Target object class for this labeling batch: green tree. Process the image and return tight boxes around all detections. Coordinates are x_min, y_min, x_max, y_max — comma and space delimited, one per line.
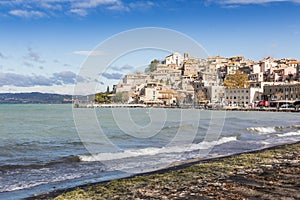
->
224, 71, 249, 88
106, 86, 110, 95
94, 93, 107, 103
145, 59, 160, 73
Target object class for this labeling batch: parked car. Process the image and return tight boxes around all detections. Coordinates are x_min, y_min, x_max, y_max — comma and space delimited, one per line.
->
257, 100, 269, 107
294, 101, 300, 109
280, 103, 295, 109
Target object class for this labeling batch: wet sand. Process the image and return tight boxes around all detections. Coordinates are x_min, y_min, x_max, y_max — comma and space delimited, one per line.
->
30, 142, 300, 200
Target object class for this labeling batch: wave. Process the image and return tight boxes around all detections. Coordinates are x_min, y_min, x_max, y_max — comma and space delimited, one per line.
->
247, 126, 277, 134
78, 136, 237, 162
0, 155, 80, 171
276, 130, 300, 137
162, 124, 207, 132
0, 172, 85, 193
162, 123, 192, 130
247, 125, 300, 135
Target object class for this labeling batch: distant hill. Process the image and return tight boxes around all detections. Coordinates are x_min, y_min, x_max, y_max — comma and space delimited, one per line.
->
0, 92, 73, 104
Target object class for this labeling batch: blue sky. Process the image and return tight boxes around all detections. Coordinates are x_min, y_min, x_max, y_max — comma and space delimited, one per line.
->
0, 0, 300, 94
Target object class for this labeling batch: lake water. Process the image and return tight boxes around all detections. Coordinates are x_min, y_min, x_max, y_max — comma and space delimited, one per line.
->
0, 104, 300, 199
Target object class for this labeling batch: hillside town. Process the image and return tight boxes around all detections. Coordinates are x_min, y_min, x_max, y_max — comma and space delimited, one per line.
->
95, 52, 300, 110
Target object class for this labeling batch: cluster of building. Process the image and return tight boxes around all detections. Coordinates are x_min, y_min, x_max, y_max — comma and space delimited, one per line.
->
113, 52, 300, 108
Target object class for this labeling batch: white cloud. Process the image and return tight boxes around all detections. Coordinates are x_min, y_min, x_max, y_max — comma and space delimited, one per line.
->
72, 0, 131, 13
72, 0, 120, 9
0, 84, 76, 95
210, 0, 300, 5
0, 70, 82, 87
107, 1, 129, 11
0, 0, 14, 6
72, 50, 105, 56
25, 47, 45, 63
107, 1, 155, 11
2, 0, 157, 18
128, 1, 155, 10
9, 9, 45, 18
101, 72, 124, 80
69, 8, 88, 16
40, 2, 63, 10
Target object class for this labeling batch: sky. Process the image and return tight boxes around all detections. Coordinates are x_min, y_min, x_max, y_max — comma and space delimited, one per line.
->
0, 0, 300, 94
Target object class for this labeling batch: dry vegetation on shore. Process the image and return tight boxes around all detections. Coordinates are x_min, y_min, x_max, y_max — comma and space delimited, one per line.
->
36, 142, 300, 200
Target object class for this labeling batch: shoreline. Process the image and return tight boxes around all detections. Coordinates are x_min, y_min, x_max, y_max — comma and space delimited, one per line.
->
75, 103, 300, 112
29, 141, 300, 200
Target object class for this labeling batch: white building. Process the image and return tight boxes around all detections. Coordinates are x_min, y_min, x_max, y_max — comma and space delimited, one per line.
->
226, 65, 239, 75
204, 86, 225, 104
208, 55, 228, 64
123, 72, 148, 85
139, 83, 163, 104
149, 64, 181, 84
249, 72, 264, 82
225, 88, 261, 107
252, 64, 261, 74
115, 83, 132, 93
165, 52, 183, 67
260, 58, 277, 73
201, 72, 219, 86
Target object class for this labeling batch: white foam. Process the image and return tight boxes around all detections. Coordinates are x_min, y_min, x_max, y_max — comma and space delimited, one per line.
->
276, 130, 300, 137
260, 141, 271, 145
247, 127, 276, 134
188, 136, 237, 151
78, 136, 237, 162
0, 181, 47, 193
0, 170, 86, 192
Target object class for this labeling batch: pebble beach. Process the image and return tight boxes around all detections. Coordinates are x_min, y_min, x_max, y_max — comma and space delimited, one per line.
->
31, 142, 300, 200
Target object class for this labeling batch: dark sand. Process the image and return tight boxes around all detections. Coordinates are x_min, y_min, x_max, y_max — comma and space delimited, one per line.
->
29, 142, 300, 200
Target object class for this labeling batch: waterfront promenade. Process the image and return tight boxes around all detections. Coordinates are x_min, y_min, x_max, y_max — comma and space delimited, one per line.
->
75, 102, 300, 112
